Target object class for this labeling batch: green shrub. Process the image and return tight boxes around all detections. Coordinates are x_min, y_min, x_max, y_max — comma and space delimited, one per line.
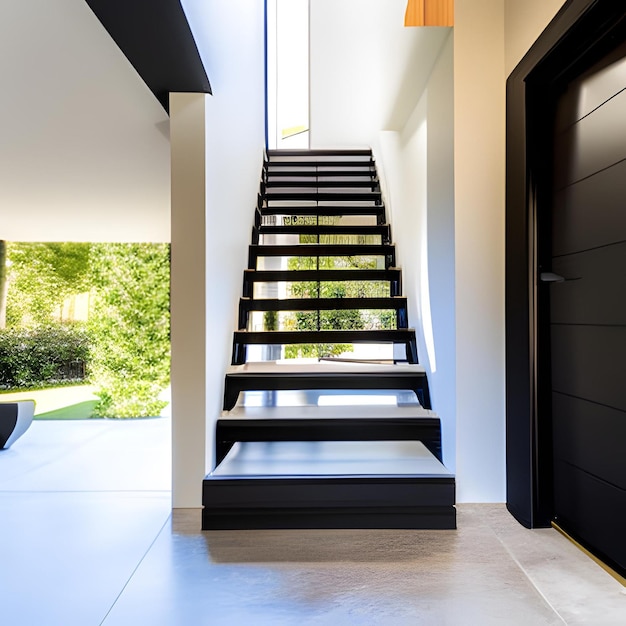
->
89, 243, 170, 418
0, 323, 90, 389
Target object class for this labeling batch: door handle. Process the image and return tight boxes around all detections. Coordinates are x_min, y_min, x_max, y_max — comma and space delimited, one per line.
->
539, 272, 580, 283
540, 272, 565, 283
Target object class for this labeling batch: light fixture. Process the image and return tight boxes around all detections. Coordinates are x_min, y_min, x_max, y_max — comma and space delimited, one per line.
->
405, 0, 454, 27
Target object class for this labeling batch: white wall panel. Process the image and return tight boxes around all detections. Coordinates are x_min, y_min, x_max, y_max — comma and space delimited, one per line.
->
454, 0, 506, 502
378, 34, 455, 472
309, 0, 449, 150
181, 0, 266, 488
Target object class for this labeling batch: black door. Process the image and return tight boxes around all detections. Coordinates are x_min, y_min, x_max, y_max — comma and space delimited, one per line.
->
547, 42, 626, 574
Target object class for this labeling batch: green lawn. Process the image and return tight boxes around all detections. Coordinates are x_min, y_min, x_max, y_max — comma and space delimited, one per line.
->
0, 385, 99, 420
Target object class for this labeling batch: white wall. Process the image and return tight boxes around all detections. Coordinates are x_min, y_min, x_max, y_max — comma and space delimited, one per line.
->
180, 1, 266, 495
0, 0, 170, 243
424, 35, 455, 472
449, 0, 564, 501
309, 0, 449, 151
454, 0, 506, 502
504, 0, 565, 76
379, 34, 456, 471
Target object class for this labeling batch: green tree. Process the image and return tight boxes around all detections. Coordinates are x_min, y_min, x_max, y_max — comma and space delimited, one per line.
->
5, 242, 92, 327
88, 243, 170, 418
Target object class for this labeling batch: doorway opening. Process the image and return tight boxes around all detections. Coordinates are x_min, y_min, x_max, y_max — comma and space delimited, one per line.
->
506, 0, 626, 579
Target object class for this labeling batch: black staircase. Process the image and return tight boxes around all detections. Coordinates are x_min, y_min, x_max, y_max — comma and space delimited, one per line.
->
202, 148, 456, 530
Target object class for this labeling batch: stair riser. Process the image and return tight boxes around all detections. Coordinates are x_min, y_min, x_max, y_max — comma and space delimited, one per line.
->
267, 149, 372, 156
262, 188, 382, 204
231, 330, 418, 366
264, 180, 379, 189
202, 507, 456, 531
248, 245, 396, 269
223, 371, 432, 411
256, 208, 387, 227
216, 417, 443, 465
264, 170, 375, 178
253, 225, 391, 244
238, 297, 408, 330
242, 269, 403, 298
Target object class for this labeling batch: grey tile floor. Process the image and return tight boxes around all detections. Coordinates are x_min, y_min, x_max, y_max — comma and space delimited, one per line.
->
1, 419, 624, 625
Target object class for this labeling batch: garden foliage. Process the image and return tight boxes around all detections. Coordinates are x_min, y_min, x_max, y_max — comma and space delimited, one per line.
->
0, 323, 90, 389
88, 243, 170, 418
2, 241, 171, 418
4, 242, 92, 327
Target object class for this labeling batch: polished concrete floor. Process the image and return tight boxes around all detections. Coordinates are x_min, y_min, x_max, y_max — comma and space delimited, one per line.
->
1, 419, 625, 625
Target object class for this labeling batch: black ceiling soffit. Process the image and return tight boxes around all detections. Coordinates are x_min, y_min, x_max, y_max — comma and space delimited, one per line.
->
84, 0, 212, 113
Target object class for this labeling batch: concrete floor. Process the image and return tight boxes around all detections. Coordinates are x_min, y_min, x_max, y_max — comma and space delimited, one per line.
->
1, 419, 624, 625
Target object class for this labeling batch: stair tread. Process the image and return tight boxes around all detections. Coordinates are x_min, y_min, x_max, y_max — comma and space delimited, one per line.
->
259, 205, 385, 214
249, 243, 395, 255
257, 224, 390, 231
240, 296, 406, 308
265, 176, 379, 186
265, 190, 381, 197
267, 149, 372, 156
223, 362, 431, 410
233, 328, 415, 342
264, 170, 375, 177
222, 405, 435, 419
266, 159, 375, 166
209, 440, 453, 479
226, 361, 425, 375
243, 268, 400, 279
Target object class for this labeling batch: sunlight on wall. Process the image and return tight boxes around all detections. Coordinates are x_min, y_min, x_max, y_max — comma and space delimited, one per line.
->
420, 226, 437, 373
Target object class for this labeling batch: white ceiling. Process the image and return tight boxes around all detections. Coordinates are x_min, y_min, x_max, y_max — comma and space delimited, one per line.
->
0, 0, 171, 242
0, 0, 451, 243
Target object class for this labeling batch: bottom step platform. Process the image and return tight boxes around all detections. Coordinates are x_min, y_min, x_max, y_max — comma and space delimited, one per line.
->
203, 440, 456, 530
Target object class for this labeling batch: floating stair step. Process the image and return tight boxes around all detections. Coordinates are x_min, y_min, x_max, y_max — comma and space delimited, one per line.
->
267, 149, 373, 157
242, 268, 402, 297
263, 179, 379, 189
238, 296, 408, 329
216, 407, 442, 465
258, 204, 386, 223
223, 362, 431, 410
265, 159, 375, 168
263, 188, 382, 201
248, 244, 396, 268
202, 440, 456, 530
232, 328, 418, 366
264, 149, 376, 177
264, 169, 375, 178
254, 223, 391, 243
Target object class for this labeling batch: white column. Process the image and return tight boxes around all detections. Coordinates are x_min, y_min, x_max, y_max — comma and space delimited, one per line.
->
170, 92, 207, 508
454, 0, 506, 502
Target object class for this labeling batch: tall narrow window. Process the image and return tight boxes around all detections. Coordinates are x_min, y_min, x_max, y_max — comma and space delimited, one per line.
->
267, 0, 309, 149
